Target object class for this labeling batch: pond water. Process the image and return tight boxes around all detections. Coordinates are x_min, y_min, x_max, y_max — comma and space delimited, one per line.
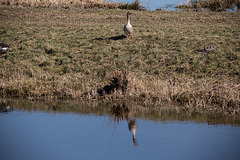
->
107, 0, 239, 12
0, 100, 240, 160
107, 0, 185, 10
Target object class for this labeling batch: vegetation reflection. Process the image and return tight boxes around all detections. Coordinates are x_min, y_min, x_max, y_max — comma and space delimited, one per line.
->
1, 99, 240, 127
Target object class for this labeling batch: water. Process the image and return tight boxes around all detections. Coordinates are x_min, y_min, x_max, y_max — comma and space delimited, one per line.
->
0, 100, 240, 160
107, 0, 239, 12
107, 0, 186, 11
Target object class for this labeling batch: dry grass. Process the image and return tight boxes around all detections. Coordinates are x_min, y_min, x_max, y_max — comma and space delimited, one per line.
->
0, 0, 119, 8
0, 0, 144, 9
0, 6, 239, 114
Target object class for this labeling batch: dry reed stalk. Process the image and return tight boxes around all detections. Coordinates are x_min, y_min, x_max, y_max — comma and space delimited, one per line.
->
124, 72, 240, 108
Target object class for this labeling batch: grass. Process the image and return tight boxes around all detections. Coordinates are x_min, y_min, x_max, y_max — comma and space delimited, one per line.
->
0, 5, 240, 114
0, 0, 144, 9
0, 0, 119, 8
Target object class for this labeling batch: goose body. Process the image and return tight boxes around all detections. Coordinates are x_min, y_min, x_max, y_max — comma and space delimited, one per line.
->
123, 12, 133, 39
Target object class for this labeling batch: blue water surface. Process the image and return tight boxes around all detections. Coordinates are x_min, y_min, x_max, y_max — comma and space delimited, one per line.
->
107, 0, 185, 10
0, 109, 240, 160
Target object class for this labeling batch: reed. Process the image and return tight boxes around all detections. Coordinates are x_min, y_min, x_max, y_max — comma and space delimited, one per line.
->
176, 0, 240, 12
118, 0, 143, 10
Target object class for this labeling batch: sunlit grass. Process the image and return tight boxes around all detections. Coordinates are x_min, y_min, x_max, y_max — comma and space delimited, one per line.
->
0, 6, 239, 111
0, 0, 120, 8
0, 0, 144, 9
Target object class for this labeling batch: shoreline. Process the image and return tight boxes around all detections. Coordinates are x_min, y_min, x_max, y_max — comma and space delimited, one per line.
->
1, 98, 240, 123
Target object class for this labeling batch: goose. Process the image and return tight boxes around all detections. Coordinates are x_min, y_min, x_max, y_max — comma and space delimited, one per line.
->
123, 12, 133, 40
0, 43, 12, 54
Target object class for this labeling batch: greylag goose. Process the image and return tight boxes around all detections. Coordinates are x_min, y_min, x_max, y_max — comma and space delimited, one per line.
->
124, 12, 133, 40
0, 43, 12, 54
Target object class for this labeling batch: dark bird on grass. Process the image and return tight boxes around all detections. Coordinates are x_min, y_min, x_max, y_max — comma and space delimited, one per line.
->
124, 12, 133, 40
0, 43, 12, 54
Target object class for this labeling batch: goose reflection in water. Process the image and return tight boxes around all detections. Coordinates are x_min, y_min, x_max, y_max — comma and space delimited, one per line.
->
110, 103, 139, 146
128, 118, 138, 146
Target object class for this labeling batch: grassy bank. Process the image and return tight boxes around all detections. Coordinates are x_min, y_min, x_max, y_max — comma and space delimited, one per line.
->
0, 6, 239, 114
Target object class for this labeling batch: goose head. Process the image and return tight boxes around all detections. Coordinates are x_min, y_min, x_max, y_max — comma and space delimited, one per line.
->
127, 11, 132, 16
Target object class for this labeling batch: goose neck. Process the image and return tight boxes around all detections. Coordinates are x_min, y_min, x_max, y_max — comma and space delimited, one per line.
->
127, 15, 130, 24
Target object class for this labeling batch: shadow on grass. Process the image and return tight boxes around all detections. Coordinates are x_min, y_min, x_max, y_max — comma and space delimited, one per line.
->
95, 35, 127, 41
109, 35, 127, 40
